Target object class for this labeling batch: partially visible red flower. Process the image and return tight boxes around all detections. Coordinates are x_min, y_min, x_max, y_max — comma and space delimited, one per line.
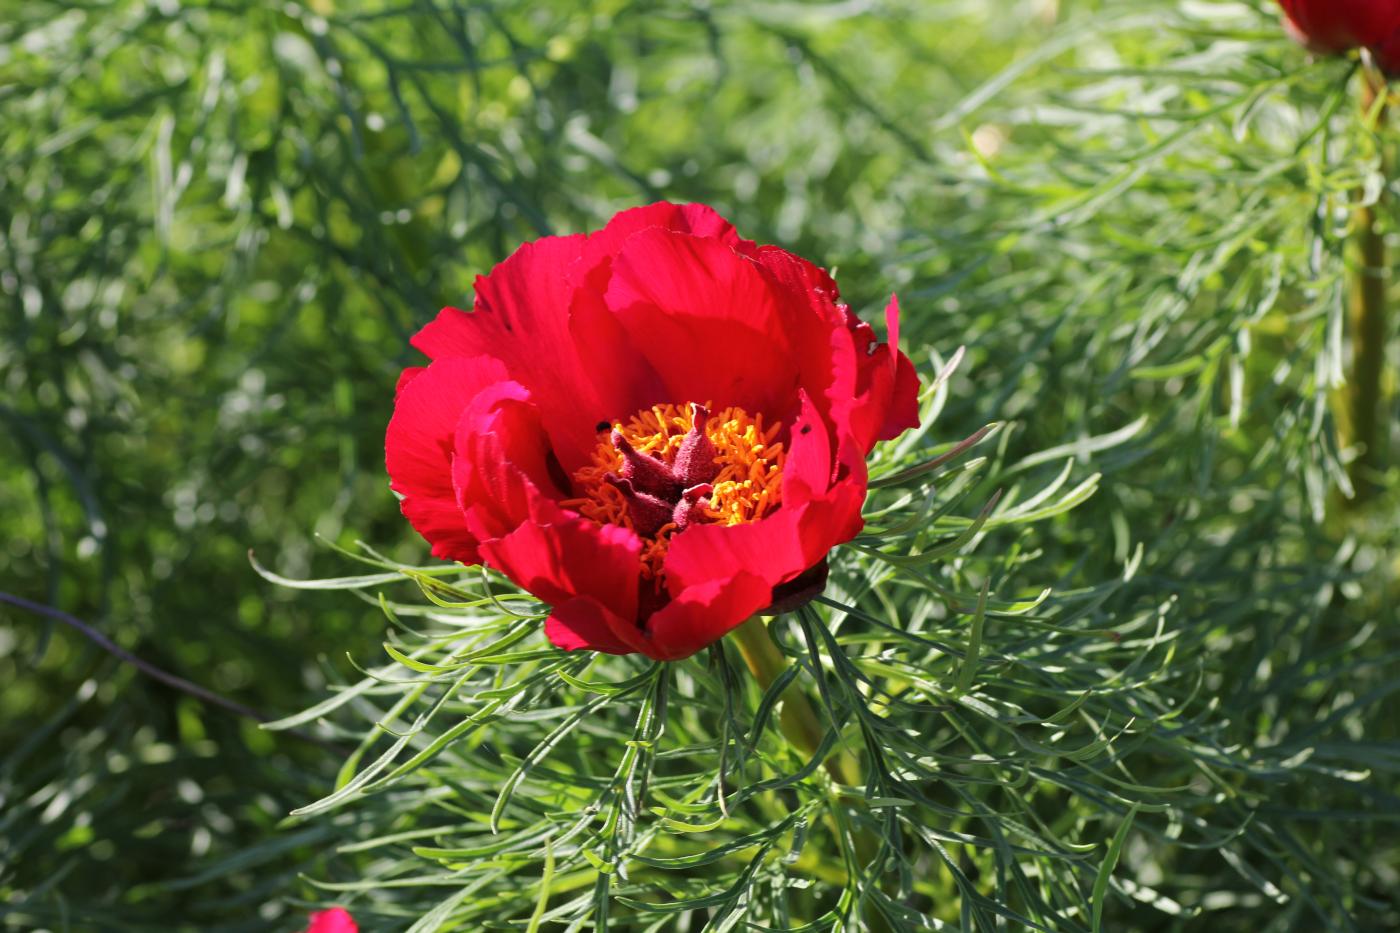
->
1276, 0, 1400, 72
303, 907, 357, 933
386, 202, 920, 661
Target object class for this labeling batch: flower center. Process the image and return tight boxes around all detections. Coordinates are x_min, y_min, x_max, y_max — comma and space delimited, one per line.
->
565, 402, 786, 583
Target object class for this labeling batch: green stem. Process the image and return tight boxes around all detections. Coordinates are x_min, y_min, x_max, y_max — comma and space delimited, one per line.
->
730, 616, 890, 929
1347, 64, 1390, 501
731, 617, 833, 771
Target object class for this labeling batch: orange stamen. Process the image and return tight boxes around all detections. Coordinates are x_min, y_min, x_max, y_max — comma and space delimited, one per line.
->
563, 403, 786, 583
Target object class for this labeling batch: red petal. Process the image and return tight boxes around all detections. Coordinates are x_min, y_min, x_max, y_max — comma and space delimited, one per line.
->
1278, 0, 1353, 50
841, 296, 921, 453
605, 228, 801, 419
411, 234, 584, 360
449, 381, 562, 539
640, 571, 774, 661
475, 515, 643, 636
547, 597, 648, 655
747, 247, 918, 450
875, 296, 922, 443
750, 244, 842, 309
575, 202, 755, 281
747, 244, 854, 425
567, 275, 669, 422
566, 202, 762, 417
385, 356, 511, 564
783, 390, 837, 505
1378, 27, 1400, 73
661, 395, 866, 635
448, 388, 644, 628
664, 484, 863, 599
1339, 0, 1400, 48
1278, 0, 1400, 52
396, 366, 426, 395
409, 234, 608, 470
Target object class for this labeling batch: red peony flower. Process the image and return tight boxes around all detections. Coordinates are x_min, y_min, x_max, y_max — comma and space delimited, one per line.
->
302, 907, 357, 933
386, 203, 919, 661
1276, 0, 1400, 72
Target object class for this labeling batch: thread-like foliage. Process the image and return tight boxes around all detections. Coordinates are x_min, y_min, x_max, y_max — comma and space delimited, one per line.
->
1, 0, 1396, 931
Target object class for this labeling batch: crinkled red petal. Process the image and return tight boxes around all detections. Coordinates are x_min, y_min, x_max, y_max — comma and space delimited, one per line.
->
385, 356, 510, 564
410, 234, 607, 470
660, 397, 867, 653
449, 384, 643, 629
574, 202, 755, 285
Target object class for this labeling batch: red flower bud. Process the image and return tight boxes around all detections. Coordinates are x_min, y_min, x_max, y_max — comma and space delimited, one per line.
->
1276, 0, 1400, 72
386, 203, 921, 660
302, 907, 357, 933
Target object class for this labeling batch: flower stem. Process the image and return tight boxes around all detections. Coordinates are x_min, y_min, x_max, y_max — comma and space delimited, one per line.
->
1347, 64, 1391, 501
731, 616, 833, 772
730, 616, 890, 928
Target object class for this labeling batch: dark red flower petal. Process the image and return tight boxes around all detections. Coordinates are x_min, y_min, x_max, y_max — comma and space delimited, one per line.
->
1276, 0, 1400, 64
1377, 26, 1400, 72
763, 560, 831, 615
385, 356, 511, 564
1278, 0, 1360, 51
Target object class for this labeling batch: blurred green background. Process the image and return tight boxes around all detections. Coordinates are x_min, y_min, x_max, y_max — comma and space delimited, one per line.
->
2, 0, 1397, 930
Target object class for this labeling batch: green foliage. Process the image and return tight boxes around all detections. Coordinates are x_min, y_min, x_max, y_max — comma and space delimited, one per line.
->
1, 0, 1396, 930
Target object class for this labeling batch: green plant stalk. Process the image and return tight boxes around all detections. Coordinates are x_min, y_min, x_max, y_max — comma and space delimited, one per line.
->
1347, 64, 1391, 500
730, 616, 891, 929
732, 616, 834, 770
